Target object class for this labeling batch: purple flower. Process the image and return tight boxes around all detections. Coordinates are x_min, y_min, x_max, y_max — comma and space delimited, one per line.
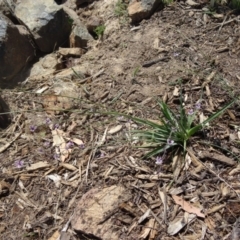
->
188, 109, 194, 115
14, 159, 24, 169
155, 156, 163, 165
30, 125, 37, 133
53, 153, 60, 160
54, 123, 60, 129
66, 141, 74, 150
167, 139, 174, 145
37, 148, 44, 154
43, 141, 51, 148
195, 102, 201, 110
79, 143, 85, 149
99, 152, 105, 158
46, 118, 52, 125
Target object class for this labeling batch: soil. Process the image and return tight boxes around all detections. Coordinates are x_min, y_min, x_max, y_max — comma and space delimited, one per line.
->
1, 1, 240, 239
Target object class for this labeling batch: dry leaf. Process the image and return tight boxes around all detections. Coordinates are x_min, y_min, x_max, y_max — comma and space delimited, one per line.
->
139, 218, 155, 239
184, 153, 191, 170
173, 86, 179, 96
172, 195, 205, 218
46, 174, 61, 188
138, 209, 151, 224
71, 137, 84, 146
186, 0, 200, 6
0, 180, 11, 196
52, 129, 65, 146
48, 230, 60, 240
206, 204, 225, 214
199, 112, 208, 125
172, 154, 184, 181
26, 161, 51, 171
67, 121, 77, 133
168, 212, 196, 235
108, 125, 123, 134
35, 86, 49, 94
227, 109, 236, 121
60, 163, 77, 171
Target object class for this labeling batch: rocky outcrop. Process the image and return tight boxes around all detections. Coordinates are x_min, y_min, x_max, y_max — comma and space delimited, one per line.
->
0, 0, 163, 86
0, 13, 35, 83
15, 0, 73, 53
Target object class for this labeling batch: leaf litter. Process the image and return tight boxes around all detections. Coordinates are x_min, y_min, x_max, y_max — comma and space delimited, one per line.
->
1, 2, 240, 240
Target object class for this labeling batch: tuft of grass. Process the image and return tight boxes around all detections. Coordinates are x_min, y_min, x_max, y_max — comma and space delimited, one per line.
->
106, 95, 238, 162
230, 0, 240, 10
94, 25, 106, 38
162, 0, 174, 5
209, 0, 240, 10
114, 0, 129, 25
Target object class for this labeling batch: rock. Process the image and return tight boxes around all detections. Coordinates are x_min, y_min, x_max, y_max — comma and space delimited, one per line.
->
57, 47, 86, 57
0, 95, 11, 129
63, 0, 77, 10
55, 65, 87, 80
15, 0, 72, 52
63, 7, 93, 48
28, 53, 63, 80
128, 0, 163, 23
43, 79, 79, 115
0, 13, 35, 83
0, 0, 16, 21
86, 16, 102, 32
71, 185, 131, 239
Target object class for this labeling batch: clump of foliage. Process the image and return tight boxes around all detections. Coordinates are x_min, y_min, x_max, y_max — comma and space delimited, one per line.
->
209, 0, 240, 10
94, 25, 106, 38
114, 0, 129, 24
128, 97, 237, 162
162, 0, 174, 6
230, 0, 240, 10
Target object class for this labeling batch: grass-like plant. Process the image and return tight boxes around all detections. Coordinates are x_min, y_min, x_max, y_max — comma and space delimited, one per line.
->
114, 0, 129, 25
230, 0, 240, 10
128, 97, 237, 161
94, 25, 106, 38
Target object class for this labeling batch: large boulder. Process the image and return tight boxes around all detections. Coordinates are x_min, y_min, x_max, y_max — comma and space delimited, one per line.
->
14, 0, 72, 52
0, 13, 35, 83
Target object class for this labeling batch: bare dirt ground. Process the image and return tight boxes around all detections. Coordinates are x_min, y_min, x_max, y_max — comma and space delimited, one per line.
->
1, 1, 240, 239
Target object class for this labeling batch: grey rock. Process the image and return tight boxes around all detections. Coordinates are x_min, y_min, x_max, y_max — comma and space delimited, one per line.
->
0, 0, 16, 20
0, 13, 35, 83
15, 0, 72, 52
63, 7, 93, 48
128, 0, 163, 23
